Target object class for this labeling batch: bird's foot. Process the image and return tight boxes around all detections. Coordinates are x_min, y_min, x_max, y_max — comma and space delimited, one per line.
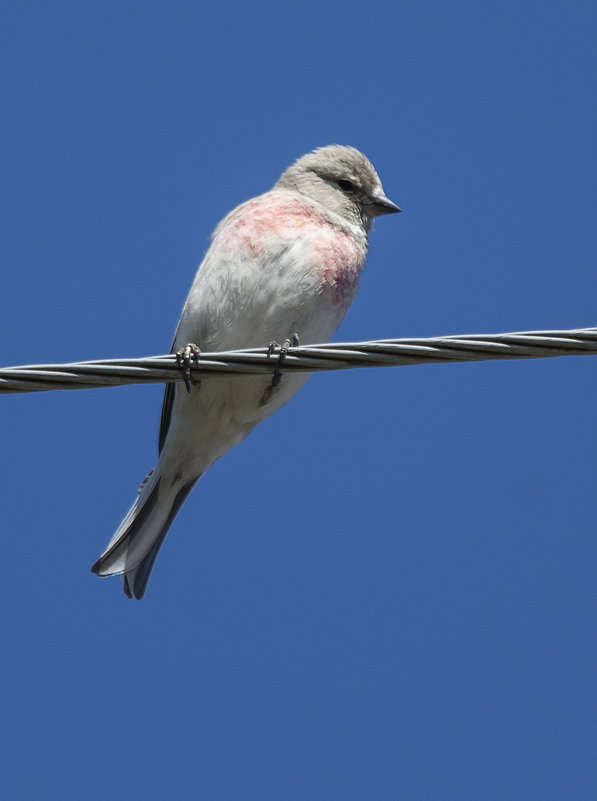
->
267, 333, 300, 388
176, 343, 201, 392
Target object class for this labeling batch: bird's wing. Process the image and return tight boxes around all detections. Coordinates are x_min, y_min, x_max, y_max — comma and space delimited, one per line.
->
158, 326, 181, 454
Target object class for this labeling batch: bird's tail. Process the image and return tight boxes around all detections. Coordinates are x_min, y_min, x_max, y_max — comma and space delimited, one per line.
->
91, 467, 198, 600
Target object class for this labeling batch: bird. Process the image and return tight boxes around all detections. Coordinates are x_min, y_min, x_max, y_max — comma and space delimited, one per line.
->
91, 145, 401, 599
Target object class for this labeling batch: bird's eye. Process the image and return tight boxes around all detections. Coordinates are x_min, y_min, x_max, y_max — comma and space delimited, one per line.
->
337, 179, 357, 193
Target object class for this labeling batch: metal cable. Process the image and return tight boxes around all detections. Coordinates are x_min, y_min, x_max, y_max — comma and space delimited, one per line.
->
1, 327, 596, 394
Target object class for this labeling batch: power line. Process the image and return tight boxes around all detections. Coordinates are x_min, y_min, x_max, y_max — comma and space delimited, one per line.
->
1, 327, 596, 394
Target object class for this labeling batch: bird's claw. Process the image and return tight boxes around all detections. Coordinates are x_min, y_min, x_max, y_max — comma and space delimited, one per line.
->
176, 343, 201, 392
267, 333, 299, 388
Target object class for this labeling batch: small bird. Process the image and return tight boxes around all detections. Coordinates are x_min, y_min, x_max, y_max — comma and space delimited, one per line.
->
92, 145, 400, 598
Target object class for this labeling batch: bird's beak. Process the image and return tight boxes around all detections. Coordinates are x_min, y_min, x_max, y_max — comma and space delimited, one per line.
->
365, 192, 402, 217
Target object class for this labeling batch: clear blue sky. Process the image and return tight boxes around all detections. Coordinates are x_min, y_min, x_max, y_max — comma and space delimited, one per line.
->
1, 1, 595, 799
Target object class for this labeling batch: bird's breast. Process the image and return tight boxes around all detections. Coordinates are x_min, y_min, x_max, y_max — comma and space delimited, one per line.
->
219, 193, 367, 310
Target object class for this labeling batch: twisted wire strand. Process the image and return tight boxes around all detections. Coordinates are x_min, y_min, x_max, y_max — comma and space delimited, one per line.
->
1, 327, 596, 394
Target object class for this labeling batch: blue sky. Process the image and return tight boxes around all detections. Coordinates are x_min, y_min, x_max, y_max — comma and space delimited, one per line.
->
1, 1, 595, 799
